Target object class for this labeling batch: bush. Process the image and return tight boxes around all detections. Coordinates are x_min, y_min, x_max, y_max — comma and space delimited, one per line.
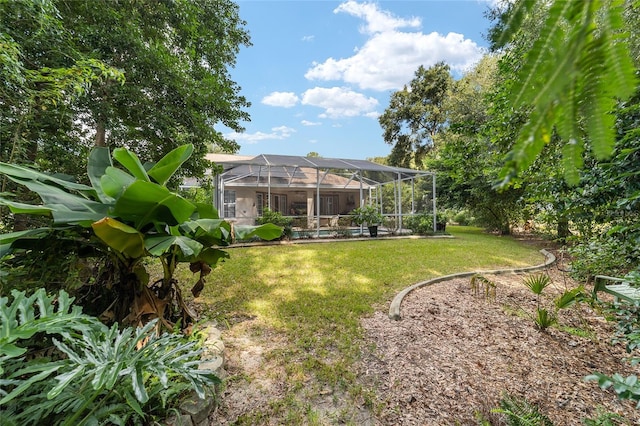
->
256, 208, 292, 239
568, 234, 639, 281
404, 213, 435, 235
0, 288, 219, 425
453, 210, 474, 226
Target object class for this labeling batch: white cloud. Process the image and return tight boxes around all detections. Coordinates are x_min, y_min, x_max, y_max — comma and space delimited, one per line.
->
301, 120, 322, 126
225, 126, 296, 144
261, 92, 300, 108
301, 87, 378, 119
306, 1, 484, 91
335, 1, 421, 34
302, 35, 315, 42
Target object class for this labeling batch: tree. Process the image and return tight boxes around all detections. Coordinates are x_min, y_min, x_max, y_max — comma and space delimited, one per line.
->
425, 55, 526, 234
490, 0, 637, 186
0, 0, 124, 178
379, 62, 453, 168
1, 0, 251, 180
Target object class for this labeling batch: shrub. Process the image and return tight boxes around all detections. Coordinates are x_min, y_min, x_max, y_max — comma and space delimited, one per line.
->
568, 234, 638, 281
0, 145, 281, 329
404, 213, 435, 235
0, 288, 218, 425
453, 209, 474, 226
349, 205, 383, 226
256, 208, 292, 239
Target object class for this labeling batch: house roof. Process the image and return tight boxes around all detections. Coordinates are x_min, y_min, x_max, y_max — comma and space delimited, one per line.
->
206, 153, 433, 187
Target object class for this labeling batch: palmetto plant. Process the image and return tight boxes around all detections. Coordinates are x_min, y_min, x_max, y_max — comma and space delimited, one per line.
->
0, 144, 281, 329
522, 273, 585, 331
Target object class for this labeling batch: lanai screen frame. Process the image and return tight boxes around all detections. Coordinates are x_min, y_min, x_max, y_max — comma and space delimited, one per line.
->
211, 154, 437, 236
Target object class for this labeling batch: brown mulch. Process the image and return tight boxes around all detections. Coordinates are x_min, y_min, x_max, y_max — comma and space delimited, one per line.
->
358, 262, 640, 425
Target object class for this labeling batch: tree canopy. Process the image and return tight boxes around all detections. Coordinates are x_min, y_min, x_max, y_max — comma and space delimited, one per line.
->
378, 62, 452, 168
1, 0, 251, 179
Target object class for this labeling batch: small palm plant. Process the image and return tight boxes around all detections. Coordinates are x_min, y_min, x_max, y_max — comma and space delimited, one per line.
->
523, 273, 584, 331
524, 274, 555, 330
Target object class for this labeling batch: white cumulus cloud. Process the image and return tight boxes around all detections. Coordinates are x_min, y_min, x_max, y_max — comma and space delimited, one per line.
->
261, 92, 300, 108
306, 1, 484, 91
335, 0, 421, 34
301, 86, 378, 119
301, 120, 322, 126
225, 126, 296, 144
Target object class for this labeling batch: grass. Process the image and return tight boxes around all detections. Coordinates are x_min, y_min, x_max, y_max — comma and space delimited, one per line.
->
175, 226, 546, 421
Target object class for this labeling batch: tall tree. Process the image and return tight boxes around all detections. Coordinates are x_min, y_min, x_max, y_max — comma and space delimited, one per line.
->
427, 55, 526, 234
1, 0, 251, 180
379, 62, 452, 168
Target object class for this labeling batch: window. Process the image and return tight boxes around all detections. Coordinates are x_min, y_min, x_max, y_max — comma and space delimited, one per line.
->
257, 192, 287, 215
319, 195, 338, 215
273, 194, 287, 214
256, 193, 264, 216
223, 190, 236, 218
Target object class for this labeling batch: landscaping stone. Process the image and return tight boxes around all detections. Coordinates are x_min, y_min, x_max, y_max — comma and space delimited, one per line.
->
164, 412, 194, 426
179, 392, 216, 425
163, 321, 225, 425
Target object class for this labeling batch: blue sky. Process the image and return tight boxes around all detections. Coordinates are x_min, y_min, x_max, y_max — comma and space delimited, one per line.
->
220, 0, 497, 160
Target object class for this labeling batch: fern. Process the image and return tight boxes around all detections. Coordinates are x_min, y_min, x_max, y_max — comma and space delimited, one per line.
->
496, 0, 637, 186
493, 393, 554, 426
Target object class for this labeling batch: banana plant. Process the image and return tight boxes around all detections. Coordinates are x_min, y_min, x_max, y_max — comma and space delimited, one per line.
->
0, 144, 281, 329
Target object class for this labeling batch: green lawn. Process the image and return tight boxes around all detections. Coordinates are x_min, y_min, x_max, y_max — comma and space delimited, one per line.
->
177, 226, 546, 422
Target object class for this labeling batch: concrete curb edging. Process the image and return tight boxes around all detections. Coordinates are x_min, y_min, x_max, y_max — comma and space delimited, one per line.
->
388, 249, 556, 321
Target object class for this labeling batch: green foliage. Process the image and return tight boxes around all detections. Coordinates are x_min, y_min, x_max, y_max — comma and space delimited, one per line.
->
403, 213, 434, 235
568, 235, 638, 281
493, 0, 638, 186
379, 62, 453, 167
492, 393, 554, 426
1, 0, 251, 179
0, 144, 281, 327
586, 373, 640, 408
349, 205, 384, 226
583, 410, 631, 426
256, 208, 292, 240
523, 273, 551, 295
0, 289, 218, 425
521, 273, 585, 331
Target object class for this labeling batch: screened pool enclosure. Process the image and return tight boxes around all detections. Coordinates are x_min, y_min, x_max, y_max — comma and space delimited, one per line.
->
194, 154, 437, 237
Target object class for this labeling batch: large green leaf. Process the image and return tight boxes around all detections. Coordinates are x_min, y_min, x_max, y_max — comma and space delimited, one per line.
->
0, 199, 52, 216
192, 202, 219, 220
92, 217, 146, 259
234, 223, 283, 241
113, 181, 196, 228
145, 235, 203, 258
0, 162, 96, 199
1, 178, 109, 226
0, 229, 53, 257
88, 147, 114, 203
100, 166, 135, 199
147, 144, 193, 185
196, 247, 230, 265
112, 148, 150, 182
180, 218, 230, 246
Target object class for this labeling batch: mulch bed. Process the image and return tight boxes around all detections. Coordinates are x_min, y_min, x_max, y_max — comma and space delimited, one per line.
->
358, 265, 640, 425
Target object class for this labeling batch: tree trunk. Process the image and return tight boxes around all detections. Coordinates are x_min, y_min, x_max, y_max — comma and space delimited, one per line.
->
95, 121, 106, 147
557, 217, 571, 242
